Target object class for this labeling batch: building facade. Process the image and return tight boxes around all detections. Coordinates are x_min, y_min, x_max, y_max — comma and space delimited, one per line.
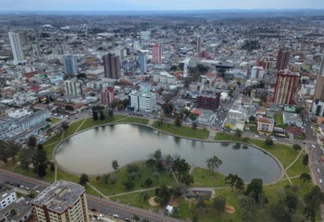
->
103, 53, 121, 79
140, 53, 147, 74
196, 36, 201, 53
273, 69, 299, 104
312, 52, 324, 116
8, 31, 26, 65
197, 93, 220, 111
276, 48, 290, 70
100, 86, 115, 107
152, 44, 162, 64
0, 190, 17, 210
257, 118, 274, 133
63, 54, 78, 75
250, 66, 264, 79
130, 91, 156, 113
64, 79, 83, 96
31, 181, 89, 222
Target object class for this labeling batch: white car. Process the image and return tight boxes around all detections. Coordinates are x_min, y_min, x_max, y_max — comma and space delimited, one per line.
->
113, 214, 119, 219
317, 168, 320, 173
254, 135, 259, 138
320, 179, 323, 184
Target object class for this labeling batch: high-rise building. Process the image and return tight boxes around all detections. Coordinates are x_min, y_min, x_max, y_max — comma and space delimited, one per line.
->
63, 54, 78, 75
101, 86, 115, 107
133, 41, 140, 50
250, 66, 265, 79
32, 42, 41, 57
103, 53, 121, 79
197, 92, 221, 111
276, 48, 290, 70
18, 31, 29, 46
64, 79, 83, 96
8, 31, 26, 65
31, 181, 90, 222
273, 69, 299, 104
140, 31, 150, 41
140, 53, 147, 74
312, 52, 324, 116
196, 36, 201, 53
152, 44, 162, 64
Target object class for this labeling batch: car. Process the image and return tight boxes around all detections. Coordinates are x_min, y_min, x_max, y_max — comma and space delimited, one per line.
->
99, 214, 104, 217
254, 135, 259, 138
113, 214, 119, 219
91, 208, 97, 212
317, 168, 320, 173
124, 218, 131, 222
312, 145, 316, 149
320, 179, 323, 184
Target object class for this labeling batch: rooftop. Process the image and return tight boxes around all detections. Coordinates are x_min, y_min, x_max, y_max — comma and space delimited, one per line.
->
31, 181, 85, 213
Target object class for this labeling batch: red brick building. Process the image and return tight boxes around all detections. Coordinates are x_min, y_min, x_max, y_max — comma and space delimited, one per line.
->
197, 93, 220, 111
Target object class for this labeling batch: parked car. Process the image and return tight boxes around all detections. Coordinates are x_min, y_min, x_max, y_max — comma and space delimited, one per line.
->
320, 179, 323, 184
113, 214, 119, 219
317, 168, 320, 173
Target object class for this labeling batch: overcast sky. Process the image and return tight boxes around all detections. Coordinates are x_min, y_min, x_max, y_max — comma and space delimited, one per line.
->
1, 0, 324, 11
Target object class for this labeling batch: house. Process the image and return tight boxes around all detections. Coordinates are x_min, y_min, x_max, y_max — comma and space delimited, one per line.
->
284, 106, 296, 112
285, 125, 303, 137
196, 109, 217, 125
283, 112, 303, 127
257, 117, 275, 133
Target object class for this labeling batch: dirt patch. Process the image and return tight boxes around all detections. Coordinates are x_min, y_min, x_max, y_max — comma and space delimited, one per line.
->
149, 196, 160, 206
225, 205, 235, 213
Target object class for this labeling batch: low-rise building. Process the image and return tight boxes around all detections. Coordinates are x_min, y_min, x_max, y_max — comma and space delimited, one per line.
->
283, 112, 303, 127
197, 92, 220, 111
0, 189, 17, 210
153, 71, 176, 84
228, 105, 248, 123
257, 117, 274, 133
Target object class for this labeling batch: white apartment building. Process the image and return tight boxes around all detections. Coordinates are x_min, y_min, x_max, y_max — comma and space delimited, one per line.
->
257, 117, 274, 133
0, 190, 17, 210
130, 91, 156, 113
8, 31, 26, 65
153, 71, 176, 84
250, 66, 264, 79
64, 79, 83, 96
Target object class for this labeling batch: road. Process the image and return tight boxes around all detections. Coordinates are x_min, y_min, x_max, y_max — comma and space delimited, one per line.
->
0, 169, 180, 222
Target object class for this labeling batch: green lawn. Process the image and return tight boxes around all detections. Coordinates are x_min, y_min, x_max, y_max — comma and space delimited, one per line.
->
89, 161, 176, 196
152, 121, 209, 140
115, 116, 149, 125
50, 117, 62, 124
285, 152, 309, 177
76, 115, 127, 132
56, 168, 79, 184
274, 114, 283, 125
63, 119, 86, 139
214, 133, 246, 142
14, 166, 55, 183
249, 139, 297, 168
191, 168, 227, 187
110, 190, 160, 212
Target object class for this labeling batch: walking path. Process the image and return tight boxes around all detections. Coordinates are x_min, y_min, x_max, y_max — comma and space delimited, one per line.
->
74, 118, 88, 134
284, 148, 305, 171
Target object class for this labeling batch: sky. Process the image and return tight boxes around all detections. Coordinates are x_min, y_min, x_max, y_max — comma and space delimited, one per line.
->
0, 0, 324, 11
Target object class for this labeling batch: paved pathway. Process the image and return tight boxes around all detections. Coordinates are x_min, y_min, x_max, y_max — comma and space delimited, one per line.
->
74, 118, 88, 133
285, 148, 305, 171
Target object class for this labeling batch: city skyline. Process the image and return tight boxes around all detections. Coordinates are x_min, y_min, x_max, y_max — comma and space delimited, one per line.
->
0, 0, 324, 11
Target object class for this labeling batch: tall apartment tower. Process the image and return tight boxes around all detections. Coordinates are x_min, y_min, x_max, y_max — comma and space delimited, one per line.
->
63, 54, 78, 75
196, 35, 201, 53
101, 86, 115, 107
8, 31, 26, 65
273, 69, 299, 104
140, 53, 147, 74
64, 79, 83, 96
31, 181, 90, 222
103, 53, 121, 79
276, 48, 290, 70
18, 31, 29, 46
312, 52, 324, 116
32, 42, 41, 57
152, 44, 162, 64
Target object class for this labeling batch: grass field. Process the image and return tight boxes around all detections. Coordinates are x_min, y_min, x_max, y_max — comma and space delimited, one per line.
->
274, 114, 284, 125
152, 121, 209, 139
191, 168, 227, 187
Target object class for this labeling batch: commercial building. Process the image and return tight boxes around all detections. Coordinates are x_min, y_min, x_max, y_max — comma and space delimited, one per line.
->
153, 71, 176, 84
103, 53, 121, 79
312, 52, 324, 116
101, 86, 115, 107
140, 31, 150, 41
257, 117, 274, 133
196, 36, 201, 53
250, 66, 264, 79
130, 91, 156, 113
8, 31, 26, 65
31, 181, 90, 222
32, 41, 41, 57
140, 53, 147, 74
152, 44, 162, 64
273, 69, 299, 104
283, 112, 303, 127
18, 31, 29, 46
197, 92, 221, 111
63, 54, 78, 75
276, 48, 290, 70
64, 79, 83, 96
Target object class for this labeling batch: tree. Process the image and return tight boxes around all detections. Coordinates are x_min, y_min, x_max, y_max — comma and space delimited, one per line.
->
304, 185, 324, 209
112, 160, 119, 171
249, 115, 256, 122
225, 174, 239, 191
213, 196, 226, 213
181, 173, 194, 185
269, 201, 292, 222
174, 116, 181, 127
32, 148, 48, 175
284, 189, 298, 213
152, 172, 160, 184
140, 192, 150, 202
235, 129, 242, 138
79, 173, 89, 186
299, 173, 311, 183
245, 178, 263, 202
65, 105, 74, 111
19, 148, 34, 172
123, 179, 135, 190
292, 144, 302, 151
192, 122, 197, 131
142, 219, 150, 222
108, 109, 114, 119
238, 195, 256, 222
153, 149, 162, 160
264, 138, 273, 146
192, 215, 199, 222
144, 178, 153, 187
162, 102, 173, 115
92, 111, 98, 120
61, 122, 69, 131
27, 136, 37, 148
303, 154, 309, 166
235, 177, 245, 193
50, 162, 55, 172
171, 157, 190, 181
303, 207, 315, 222
133, 214, 140, 221
157, 184, 171, 206
100, 111, 105, 120
102, 174, 109, 184
206, 155, 222, 173
37, 163, 47, 178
